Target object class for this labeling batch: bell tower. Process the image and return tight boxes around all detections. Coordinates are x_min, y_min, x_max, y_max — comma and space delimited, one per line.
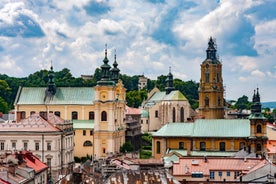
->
93, 46, 126, 159
198, 37, 224, 119
248, 88, 267, 156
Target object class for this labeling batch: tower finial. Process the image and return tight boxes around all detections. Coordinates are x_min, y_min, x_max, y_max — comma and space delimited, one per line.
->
114, 49, 116, 62
105, 44, 107, 58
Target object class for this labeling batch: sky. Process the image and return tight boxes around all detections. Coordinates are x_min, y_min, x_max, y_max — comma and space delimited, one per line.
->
0, 0, 276, 102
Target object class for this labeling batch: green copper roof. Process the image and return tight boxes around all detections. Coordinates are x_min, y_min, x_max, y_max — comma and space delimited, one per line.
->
153, 123, 194, 137
15, 87, 94, 105
164, 90, 187, 101
153, 119, 250, 138
193, 119, 250, 137
73, 120, 94, 129
144, 90, 188, 108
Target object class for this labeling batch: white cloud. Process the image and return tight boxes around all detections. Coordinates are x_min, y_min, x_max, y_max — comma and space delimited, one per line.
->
0, 56, 23, 76
251, 69, 265, 78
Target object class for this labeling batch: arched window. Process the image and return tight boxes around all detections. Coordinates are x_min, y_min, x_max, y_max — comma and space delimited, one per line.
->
179, 142, 184, 149
72, 111, 78, 120
156, 141, 161, 154
256, 144, 262, 151
172, 107, 176, 122
205, 97, 209, 107
83, 140, 93, 147
219, 142, 225, 151
101, 111, 107, 121
200, 142, 206, 151
89, 111, 95, 120
180, 107, 184, 122
205, 70, 210, 83
54, 111, 60, 117
257, 124, 262, 133
218, 97, 221, 106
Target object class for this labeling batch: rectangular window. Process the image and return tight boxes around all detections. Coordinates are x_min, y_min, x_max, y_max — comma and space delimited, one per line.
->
0, 142, 4, 150
35, 143, 39, 151
47, 158, 51, 167
227, 171, 230, 177
146, 120, 148, 124
218, 171, 222, 177
83, 130, 86, 136
47, 143, 51, 151
210, 171, 214, 179
200, 142, 206, 151
12, 142, 16, 150
156, 141, 161, 154
234, 171, 240, 179
155, 110, 158, 118
90, 130, 93, 136
179, 142, 184, 149
141, 120, 143, 124
24, 142, 28, 150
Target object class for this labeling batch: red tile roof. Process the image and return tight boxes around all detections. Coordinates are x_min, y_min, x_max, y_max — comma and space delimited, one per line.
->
21, 151, 48, 173
125, 106, 141, 115
173, 157, 267, 176
267, 140, 276, 154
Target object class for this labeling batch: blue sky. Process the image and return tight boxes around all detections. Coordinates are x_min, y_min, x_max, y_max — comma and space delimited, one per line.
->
0, 0, 276, 102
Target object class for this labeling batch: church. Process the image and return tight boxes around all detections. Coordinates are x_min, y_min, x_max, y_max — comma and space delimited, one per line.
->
152, 37, 268, 159
13, 47, 127, 160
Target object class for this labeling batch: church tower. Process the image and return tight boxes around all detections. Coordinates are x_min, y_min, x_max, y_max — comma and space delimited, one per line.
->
248, 88, 267, 156
198, 37, 224, 119
93, 47, 126, 159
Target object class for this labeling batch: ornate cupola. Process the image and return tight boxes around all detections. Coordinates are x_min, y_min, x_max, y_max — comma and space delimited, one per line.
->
250, 88, 262, 116
47, 65, 56, 95
97, 45, 115, 86
205, 37, 220, 64
110, 50, 120, 83
165, 67, 175, 94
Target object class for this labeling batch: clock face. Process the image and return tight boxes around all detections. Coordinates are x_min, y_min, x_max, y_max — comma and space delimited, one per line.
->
100, 92, 107, 101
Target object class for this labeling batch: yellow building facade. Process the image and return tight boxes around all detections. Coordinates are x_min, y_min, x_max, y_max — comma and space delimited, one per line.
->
14, 49, 126, 159
198, 37, 224, 119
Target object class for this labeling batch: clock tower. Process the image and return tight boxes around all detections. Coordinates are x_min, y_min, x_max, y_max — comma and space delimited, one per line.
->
198, 37, 224, 119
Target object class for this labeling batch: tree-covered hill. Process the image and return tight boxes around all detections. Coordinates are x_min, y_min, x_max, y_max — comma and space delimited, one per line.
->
0, 68, 199, 112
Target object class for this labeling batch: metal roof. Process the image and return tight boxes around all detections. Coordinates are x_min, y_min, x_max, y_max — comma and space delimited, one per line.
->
153, 123, 194, 137
15, 87, 94, 105
193, 119, 250, 137
144, 90, 188, 108
73, 120, 94, 129
153, 119, 250, 138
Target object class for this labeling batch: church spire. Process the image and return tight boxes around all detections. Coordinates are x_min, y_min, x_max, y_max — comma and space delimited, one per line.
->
97, 45, 115, 86
110, 49, 120, 83
251, 88, 262, 114
47, 62, 56, 95
206, 37, 218, 62
165, 66, 175, 94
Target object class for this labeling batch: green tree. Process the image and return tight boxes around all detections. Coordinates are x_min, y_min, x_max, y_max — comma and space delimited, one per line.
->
0, 80, 12, 109
126, 90, 147, 108
0, 96, 9, 113
235, 95, 251, 110
120, 141, 134, 153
